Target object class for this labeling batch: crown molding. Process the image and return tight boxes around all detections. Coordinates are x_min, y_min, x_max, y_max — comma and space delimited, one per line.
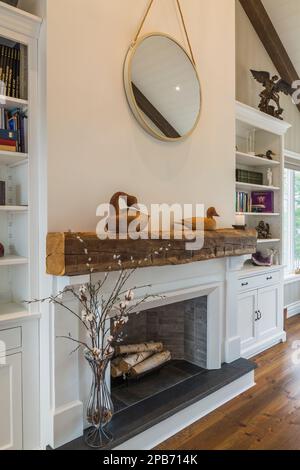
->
236, 101, 291, 136
0, 1, 42, 39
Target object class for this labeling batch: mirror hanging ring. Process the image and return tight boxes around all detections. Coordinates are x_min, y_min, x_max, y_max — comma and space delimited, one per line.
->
124, 0, 201, 142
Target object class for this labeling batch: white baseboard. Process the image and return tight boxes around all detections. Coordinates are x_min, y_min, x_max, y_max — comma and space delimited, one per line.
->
242, 331, 286, 359
114, 371, 255, 450
53, 401, 83, 449
287, 301, 300, 319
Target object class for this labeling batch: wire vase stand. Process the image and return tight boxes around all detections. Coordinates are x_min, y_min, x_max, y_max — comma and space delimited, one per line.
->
84, 350, 114, 449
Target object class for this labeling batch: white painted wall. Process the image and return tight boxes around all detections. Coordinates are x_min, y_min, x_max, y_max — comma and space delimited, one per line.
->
236, 0, 300, 154
18, 0, 45, 17
236, 1, 300, 309
19, 0, 236, 233
284, 280, 300, 313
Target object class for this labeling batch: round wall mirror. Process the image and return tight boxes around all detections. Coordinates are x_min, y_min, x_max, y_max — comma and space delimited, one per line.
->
124, 33, 201, 142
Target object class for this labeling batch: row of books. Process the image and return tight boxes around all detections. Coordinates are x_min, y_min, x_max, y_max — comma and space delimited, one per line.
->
236, 191, 274, 213
0, 108, 27, 153
236, 191, 251, 213
236, 168, 263, 185
0, 44, 21, 99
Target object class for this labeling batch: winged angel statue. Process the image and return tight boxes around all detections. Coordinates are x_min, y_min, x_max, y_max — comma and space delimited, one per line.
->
250, 70, 294, 120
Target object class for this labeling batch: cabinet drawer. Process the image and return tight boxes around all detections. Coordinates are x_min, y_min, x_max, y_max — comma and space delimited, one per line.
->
239, 271, 281, 292
0, 328, 22, 355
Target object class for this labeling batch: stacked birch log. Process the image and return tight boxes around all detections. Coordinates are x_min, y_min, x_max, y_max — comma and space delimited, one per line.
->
111, 342, 172, 378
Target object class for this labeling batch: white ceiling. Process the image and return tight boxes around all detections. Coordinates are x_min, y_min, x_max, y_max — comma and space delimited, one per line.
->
262, 0, 300, 76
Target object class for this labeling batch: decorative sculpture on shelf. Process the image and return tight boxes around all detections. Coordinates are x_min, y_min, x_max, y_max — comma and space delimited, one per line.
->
256, 221, 272, 240
0, 242, 4, 258
267, 168, 273, 187
250, 70, 294, 120
252, 250, 274, 267
256, 150, 275, 161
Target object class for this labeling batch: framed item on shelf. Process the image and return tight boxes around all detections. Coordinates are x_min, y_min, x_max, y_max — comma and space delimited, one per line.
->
251, 191, 274, 213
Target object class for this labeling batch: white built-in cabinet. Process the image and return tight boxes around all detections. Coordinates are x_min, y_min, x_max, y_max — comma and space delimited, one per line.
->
237, 267, 285, 358
0, 352, 22, 450
238, 290, 257, 351
0, 319, 40, 450
0, 4, 42, 451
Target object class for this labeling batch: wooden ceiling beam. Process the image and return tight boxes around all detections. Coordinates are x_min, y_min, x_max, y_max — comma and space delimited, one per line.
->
239, 0, 300, 112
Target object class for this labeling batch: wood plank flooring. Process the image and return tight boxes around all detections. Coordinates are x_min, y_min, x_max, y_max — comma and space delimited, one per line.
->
156, 316, 300, 450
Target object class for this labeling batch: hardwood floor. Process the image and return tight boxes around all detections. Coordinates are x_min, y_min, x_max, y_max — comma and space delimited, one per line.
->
157, 316, 300, 450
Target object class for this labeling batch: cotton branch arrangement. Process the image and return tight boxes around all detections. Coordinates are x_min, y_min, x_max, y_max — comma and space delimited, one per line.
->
28, 233, 168, 362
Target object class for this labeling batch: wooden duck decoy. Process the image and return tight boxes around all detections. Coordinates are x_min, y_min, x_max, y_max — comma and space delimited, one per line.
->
107, 192, 148, 233
204, 207, 220, 230
110, 192, 138, 215
183, 207, 220, 231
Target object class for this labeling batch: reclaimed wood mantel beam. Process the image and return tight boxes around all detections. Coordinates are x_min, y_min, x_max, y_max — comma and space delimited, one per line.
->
46, 229, 257, 277
239, 0, 300, 113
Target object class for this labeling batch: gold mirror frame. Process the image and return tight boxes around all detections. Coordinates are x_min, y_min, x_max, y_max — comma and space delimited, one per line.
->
123, 33, 201, 142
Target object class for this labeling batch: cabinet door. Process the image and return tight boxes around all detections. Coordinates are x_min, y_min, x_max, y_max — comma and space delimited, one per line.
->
0, 353, 22, 450
237, 290, 257, 351
257, 285, 281, 341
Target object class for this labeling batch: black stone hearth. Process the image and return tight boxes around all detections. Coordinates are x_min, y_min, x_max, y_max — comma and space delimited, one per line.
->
57, 358, 256, 451
112, 360, 205, 413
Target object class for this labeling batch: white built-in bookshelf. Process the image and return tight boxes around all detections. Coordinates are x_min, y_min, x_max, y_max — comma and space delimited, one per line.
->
0, 6, 40, 322
235, 101, 291, 265
0, 3, 42, 452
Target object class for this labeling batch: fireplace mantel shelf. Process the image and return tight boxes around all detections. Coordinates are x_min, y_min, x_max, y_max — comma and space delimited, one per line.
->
46, 229, 257, 277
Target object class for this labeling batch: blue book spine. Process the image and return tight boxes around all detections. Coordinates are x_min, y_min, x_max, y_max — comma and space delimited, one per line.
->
0, 129, 17, 140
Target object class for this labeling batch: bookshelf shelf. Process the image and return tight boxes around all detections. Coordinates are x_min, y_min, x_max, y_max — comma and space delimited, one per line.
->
257, 239, 281, 244
0, 95, 28, 110
236, 182, 280, 192
0, 302, 27, 319
235, 212, 280, 217
0, 150, 28, 166
0, 205, 28, 212
0, 255, 28, 266
236, 151, 280, 168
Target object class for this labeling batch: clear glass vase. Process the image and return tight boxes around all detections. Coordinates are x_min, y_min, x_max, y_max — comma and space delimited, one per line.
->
84, 350, 114, 449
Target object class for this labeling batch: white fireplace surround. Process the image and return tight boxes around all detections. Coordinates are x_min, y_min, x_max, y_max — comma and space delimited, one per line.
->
49, 256, 254, 449
126, 282, 223, 371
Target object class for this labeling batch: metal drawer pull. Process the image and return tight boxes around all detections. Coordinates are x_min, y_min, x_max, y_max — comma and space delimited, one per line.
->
241, 282, 249, 287
255, 310, 262, 321
266, 276, 273, 281
257, 310, 262, 320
